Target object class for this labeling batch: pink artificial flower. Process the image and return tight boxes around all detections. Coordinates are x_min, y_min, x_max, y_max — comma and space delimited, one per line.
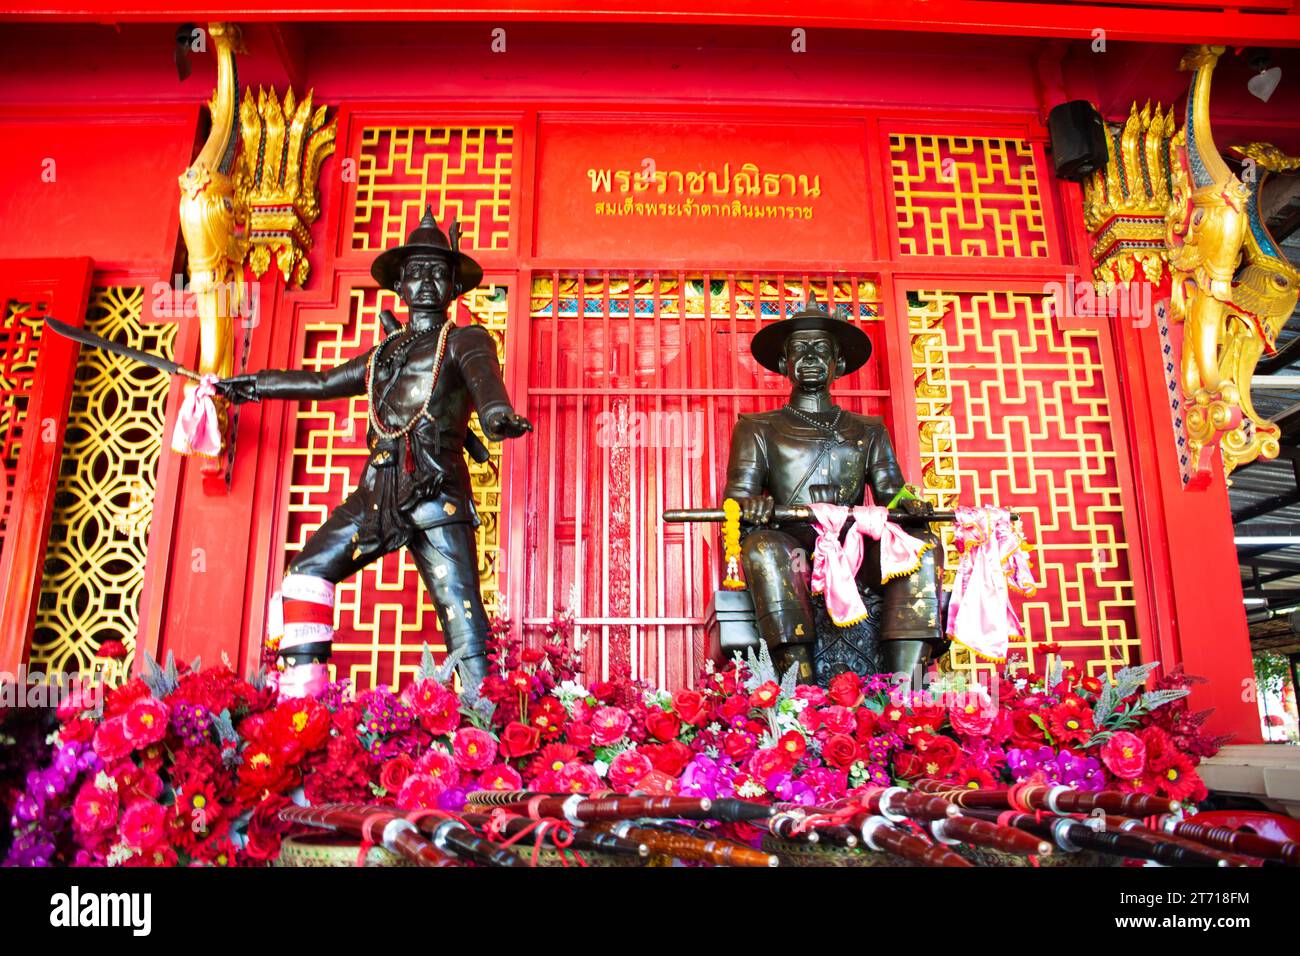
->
477, 764, 524, 792
415, 747, 460, 787
119, 801, 167, 851
93, 717, 133, 764
72, 782, 119, 834
949, 690, 999, 737
1100, 731, 1146, 780
405, 680, 461, 736
590, 707, 632, 746
557, 762, 602, 794
397, 773, 447, 810
122, 697, 169, 748
818, 705, 855, 736
608, 750, 654, 793
452, 727, 497, 771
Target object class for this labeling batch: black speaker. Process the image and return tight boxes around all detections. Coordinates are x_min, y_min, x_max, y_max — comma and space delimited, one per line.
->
1047, 100, 1109, 182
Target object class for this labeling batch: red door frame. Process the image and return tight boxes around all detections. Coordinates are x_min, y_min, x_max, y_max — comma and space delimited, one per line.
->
0, 257, 94, 674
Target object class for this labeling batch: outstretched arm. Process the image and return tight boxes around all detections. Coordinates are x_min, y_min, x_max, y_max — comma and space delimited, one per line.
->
217, 350, 371, 404
456, 325, 531, 440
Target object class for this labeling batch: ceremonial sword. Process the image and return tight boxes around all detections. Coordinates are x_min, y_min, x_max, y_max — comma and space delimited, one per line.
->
45, 316, 496, 463
44, 316, 204, 381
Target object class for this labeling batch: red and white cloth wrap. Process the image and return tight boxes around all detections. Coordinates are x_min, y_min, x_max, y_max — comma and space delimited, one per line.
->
170, 374, 224, 458
807, 502, 932, 627
945, 505, 1037, 662
269, 573, 335, 699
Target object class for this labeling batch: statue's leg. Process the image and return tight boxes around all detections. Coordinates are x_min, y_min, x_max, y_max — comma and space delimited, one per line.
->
275, 508, 379, 699
740, 528, 816, 681
876, 528, 945, 686
409, 522, 492, 684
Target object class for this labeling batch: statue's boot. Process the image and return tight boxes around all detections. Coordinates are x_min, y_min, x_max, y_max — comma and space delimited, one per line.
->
448, 628, 491, 686
273, 573, 336, 699
772, 641, 815, 682
755, 601, 817, 682
880, 639, 930, 684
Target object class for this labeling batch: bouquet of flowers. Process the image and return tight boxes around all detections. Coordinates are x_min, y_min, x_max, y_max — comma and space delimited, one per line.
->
4, 619, 1224, 867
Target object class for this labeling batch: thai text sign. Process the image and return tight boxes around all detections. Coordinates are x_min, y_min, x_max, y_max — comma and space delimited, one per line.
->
535, 118, 871, 263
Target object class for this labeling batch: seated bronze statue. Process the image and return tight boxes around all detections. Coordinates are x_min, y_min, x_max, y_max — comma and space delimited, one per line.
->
724, 304, 945, 681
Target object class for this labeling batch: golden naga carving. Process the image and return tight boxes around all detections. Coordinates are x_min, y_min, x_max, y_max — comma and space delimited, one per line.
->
1166, 44, 1299, 476
1082, 100, 1178, 288
175, 22, 336, 461
177, 21, 244, 391
233, 86, 337, 285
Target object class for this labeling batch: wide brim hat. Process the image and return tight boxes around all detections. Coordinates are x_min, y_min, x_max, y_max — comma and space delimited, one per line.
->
750, 306, 873, 376
370, 204, 483, 296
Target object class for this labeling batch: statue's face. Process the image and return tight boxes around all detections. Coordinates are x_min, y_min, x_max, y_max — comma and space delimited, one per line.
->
779, 329, 843, 390
397, 255, 454, 310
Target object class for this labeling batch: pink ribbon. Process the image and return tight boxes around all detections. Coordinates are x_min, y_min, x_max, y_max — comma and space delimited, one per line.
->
171, 373, 223, 458
807, 502, 931, 627
809, 503, 866, 626
945, 505, 1037, 662
849, 505, 932, 584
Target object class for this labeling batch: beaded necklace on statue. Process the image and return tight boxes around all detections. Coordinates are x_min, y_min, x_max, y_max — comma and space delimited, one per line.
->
365, 319, 452, 443
782, 403, 843, 439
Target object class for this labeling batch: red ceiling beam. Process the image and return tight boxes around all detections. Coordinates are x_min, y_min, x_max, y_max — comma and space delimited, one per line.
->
3, 1, 1300, 46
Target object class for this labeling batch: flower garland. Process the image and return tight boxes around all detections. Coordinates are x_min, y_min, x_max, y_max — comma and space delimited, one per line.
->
721, 497, 744, 589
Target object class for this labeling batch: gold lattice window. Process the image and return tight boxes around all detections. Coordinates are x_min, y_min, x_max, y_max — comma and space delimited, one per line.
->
351, 126, 514, 254
910, 289, 1140, 680
31, 287, 175, 676
0, 297, 46, 562
284, 285, 510, 691
889, 133, 1049, 258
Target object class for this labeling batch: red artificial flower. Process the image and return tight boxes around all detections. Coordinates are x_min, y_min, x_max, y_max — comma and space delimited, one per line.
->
1009, 710, 1047, 748
590, 707, 632, 746
722, 731, 757, 762
122, 697, 169, 749
1154, 752, 1202, 802
379, 754, 416, 793
1080, 676, 1103, 695
853, 708, 879, 741
749, 681, 781, 709
120, 800, 167, 851
637, 769, 678, 795
529, 697, 568, 738
112, 762, 165, 803
749, 746, 794, 782
97, 640, 129, 660
913, 734, 961, 779
954, 766, 997, 790
822, 734, 860, 770
500, 720, 542, 759
272, 698, 332, 760
608, 750, 654, 792
645, 710, 682, 743
452, 727, 498, 771
59, 716, 96, 746
892, 750, 924, 780
719, 694, 750, 721
566, 722, 595, 750
908, 702, 946, 733
103, 679, 151, 718
777, 730, 807, 764
478, 764, 524, 792
827, 672, 863, 708
415, 747, 460, 785
529, 743, 580, 779
506, 669, 532, 694
237, 745, 296, 801
1047, 706, 1094, 746
640, 741, 693, 777
243, 795, 293, 863
671, 688, 708, 726
521, 646, 546, 665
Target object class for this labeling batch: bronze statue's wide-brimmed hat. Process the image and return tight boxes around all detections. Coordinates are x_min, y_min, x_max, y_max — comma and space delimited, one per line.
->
750, 302, 873, 375
370, 205, 483, 296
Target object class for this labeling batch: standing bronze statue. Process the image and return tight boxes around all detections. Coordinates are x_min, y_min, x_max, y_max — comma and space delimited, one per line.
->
724, 305, 944, 681
218, 207, 530, 697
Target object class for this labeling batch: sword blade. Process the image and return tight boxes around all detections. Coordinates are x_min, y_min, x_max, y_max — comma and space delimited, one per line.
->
44, 317, 201, 381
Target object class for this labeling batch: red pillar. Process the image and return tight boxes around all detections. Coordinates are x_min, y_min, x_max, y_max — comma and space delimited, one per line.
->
1111, 292, 1262, 743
